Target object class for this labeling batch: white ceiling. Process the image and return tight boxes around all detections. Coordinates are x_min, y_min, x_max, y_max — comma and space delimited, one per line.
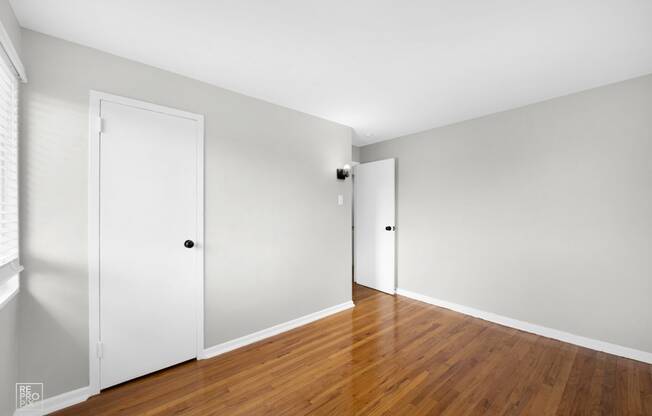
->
11, 0, 652, 145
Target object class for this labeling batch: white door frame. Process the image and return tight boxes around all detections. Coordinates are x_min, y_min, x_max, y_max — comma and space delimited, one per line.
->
87, 91, 205, 395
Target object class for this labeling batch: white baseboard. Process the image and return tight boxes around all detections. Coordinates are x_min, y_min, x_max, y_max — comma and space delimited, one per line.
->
199, 300, 355, 360
396, 288, 652, 365
15, 385, 90, 415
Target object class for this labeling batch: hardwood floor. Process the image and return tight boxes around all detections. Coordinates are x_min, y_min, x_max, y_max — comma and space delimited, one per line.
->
55, 284, 652, 415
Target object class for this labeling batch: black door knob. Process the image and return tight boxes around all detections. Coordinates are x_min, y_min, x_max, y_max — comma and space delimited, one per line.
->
385, 226, 395, 231
184, 240, 195, 248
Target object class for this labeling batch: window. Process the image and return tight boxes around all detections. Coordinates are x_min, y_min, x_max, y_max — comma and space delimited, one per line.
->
0, 47, 21, 308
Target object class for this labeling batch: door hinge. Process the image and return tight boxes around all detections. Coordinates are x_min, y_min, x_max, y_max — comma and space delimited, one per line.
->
97, 117, 104, 134
96, 341, 104, 358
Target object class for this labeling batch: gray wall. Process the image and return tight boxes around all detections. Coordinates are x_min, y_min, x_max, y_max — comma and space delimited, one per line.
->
352, 145, 360, 163
0, 299, 18, 416
19, 29, 352, 398
0, 0, 20, 57
360, 73, 652, 354
0, 2, 20, 414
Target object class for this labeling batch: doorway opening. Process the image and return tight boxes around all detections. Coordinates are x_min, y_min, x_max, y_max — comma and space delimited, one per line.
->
352, 158, 396, 295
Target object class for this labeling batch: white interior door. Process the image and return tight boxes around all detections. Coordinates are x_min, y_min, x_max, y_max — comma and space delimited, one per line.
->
98, 98, 201, 389
353, 159, 396, 294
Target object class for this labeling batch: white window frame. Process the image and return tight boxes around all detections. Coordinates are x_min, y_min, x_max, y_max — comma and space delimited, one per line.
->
0, 21, 26, 310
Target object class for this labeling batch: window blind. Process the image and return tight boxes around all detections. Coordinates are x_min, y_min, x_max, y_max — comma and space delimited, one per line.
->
0, 49, 19, 288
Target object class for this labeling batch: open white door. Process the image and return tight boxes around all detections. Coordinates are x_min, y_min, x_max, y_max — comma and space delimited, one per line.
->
353, 158, 395, 294
90, 92, 204, 391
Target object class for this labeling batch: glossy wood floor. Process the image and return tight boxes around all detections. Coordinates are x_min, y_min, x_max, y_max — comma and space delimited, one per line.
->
55, 284, 652, 415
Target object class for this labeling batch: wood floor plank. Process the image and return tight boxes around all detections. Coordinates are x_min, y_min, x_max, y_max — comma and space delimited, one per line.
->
53, 284, 652, 415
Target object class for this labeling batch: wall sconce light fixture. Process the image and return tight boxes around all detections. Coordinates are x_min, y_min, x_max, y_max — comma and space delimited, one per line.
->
336, 164, 351, 180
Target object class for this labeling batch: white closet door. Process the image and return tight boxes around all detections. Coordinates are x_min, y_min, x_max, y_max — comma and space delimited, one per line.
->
99, 99, 199, 388
354, 159, 396, 294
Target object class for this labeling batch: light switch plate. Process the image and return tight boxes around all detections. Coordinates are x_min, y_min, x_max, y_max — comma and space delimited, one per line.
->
338, 194, 344, 205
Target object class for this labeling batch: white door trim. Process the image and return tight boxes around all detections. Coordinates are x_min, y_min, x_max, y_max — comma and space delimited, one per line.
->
88, 91, 205, 396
